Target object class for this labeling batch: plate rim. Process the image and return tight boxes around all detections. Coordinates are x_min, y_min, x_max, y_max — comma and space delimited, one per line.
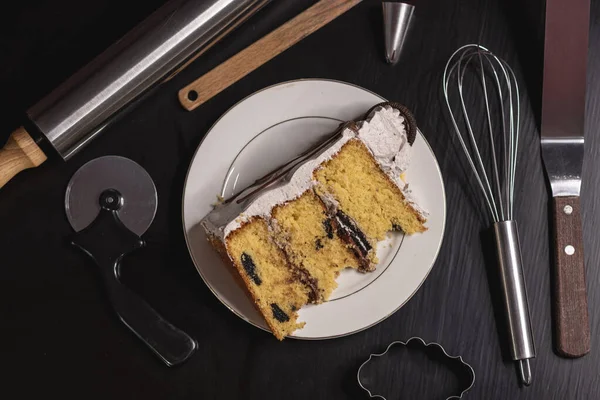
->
181, 78, 447, 340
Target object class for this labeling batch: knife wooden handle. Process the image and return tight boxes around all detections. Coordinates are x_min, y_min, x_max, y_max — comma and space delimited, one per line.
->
0, 127, 47, 189
178, 0, 363, 111
552, 196, 590, 357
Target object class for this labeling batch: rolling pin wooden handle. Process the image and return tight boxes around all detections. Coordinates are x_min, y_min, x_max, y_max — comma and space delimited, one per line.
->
552, 196, 591, 358
0, 127, 47, 188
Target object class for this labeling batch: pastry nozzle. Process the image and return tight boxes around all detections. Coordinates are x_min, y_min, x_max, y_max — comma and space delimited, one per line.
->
383, 2, 415, 65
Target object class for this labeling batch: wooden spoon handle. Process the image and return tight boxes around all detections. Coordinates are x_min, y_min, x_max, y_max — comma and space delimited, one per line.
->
178, 0, 363, 111
0, 127, 47, 189
552, 196, 591, 357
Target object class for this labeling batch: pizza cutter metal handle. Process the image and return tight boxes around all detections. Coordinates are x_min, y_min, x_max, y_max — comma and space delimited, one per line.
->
71, 189, 197, 367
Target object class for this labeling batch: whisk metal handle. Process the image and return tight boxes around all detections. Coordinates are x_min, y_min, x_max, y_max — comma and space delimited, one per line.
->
493, 221, 536, 365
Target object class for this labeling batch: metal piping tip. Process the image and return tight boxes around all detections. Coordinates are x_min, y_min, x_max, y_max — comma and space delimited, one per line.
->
383, 2, 415, 65
518, 359, 533, 386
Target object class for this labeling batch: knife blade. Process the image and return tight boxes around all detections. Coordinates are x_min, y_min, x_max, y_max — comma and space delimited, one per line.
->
540, 0, 591, 358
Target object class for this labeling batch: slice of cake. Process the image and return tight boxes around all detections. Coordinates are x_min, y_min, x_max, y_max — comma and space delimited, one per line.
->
202, 102, 427, 340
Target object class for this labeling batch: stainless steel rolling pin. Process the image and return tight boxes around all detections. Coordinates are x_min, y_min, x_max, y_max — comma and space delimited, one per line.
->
0, 0, 272, 188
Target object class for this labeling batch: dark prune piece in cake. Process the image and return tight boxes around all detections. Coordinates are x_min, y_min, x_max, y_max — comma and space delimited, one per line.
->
323, 218, 334, 239
271, 303, 290, 322
392, 223, 402, 231
335, 210, 372, 257
241, 253, 262, 285
315, 238, 324, 250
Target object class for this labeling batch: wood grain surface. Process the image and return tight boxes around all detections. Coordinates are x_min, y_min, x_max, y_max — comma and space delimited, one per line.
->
1, 0, 600, 399
0, 126, 47, 188
178, 0, 363, 111
552, 196, 591, 358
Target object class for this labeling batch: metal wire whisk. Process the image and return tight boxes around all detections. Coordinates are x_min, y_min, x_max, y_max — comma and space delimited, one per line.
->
443, 44, 520, 223
442, 44, 536, 386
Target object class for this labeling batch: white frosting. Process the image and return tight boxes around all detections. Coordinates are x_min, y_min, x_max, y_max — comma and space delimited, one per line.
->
357, 105, 429, 218
203, 105, 427, 241
220, 130, 354, 238
356, 105, 411, 188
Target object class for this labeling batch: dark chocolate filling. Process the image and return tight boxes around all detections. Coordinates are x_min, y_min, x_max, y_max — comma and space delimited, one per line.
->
292, 266, 320, 303
335, 210, 372, 257
392, 223, 403, 231
271, 303, 290, 323
241, 253, 262, 285
349, 247, 373, 272
323, 218, 334, 239
277, 244, 320, 303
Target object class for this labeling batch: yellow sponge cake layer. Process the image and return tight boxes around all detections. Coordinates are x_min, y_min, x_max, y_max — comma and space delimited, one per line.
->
315, 139, 426, 245
272, 191, 360, 302
225, 218, 311, 340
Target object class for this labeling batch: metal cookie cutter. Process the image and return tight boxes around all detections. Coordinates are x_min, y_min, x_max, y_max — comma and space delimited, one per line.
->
357, 337, 475, 399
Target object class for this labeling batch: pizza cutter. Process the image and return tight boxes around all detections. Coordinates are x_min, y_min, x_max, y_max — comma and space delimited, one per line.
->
65, 155, 197, 366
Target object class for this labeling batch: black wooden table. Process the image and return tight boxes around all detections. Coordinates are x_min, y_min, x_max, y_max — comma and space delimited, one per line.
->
2, 0, 599, 398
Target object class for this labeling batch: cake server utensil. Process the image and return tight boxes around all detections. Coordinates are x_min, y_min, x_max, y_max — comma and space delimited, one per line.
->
382, 2, 415, 65
65, 156, 197, 366
443, 44, 535, 386
178, 0, 363, 111
0, 0, 272, 189
541, 0, 591, 358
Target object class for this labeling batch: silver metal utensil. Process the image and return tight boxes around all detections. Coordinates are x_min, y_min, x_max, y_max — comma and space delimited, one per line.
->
442, 44, 536, 386
541, 0, 591, 358
1, 0, 272, 188
382, 2, 415, 65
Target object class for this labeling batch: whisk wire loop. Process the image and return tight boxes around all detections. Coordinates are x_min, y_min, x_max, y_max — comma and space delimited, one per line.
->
442, 44, 520, 223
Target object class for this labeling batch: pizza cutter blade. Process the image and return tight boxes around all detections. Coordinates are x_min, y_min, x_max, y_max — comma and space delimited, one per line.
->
65, 156, 197, 367
65, 156, 157, 236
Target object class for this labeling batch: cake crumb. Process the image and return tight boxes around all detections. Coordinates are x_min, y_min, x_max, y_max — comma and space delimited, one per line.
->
211, 194, 226, 207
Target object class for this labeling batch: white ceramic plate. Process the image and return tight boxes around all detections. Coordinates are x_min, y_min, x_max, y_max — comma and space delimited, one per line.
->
182, 79, 445, 339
